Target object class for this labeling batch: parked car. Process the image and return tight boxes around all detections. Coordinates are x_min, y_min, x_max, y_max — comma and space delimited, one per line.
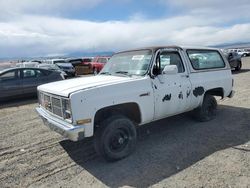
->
0, 67, 64, 101
43, 59, 66, 64
230, 49, 250, 57
16, 61, 40, 68
82, 56, 110, 74
37, 64, 67, 78
36, 46, 234, 161
66, 58, 93, 67
224, 52, 242, 71
56, 63, 76, 77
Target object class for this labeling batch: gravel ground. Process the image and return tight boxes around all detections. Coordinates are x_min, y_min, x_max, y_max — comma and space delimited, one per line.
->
0, 58, 250, 188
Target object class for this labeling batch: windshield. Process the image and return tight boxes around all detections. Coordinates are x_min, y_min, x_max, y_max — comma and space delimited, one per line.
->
100, 50, 152, 76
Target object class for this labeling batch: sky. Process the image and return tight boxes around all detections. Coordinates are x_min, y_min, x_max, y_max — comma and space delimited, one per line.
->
0, 0, 250, 58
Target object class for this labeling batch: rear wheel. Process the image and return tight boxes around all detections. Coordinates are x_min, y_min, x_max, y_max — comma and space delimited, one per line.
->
193, 94, 217, 122
94, 115, 137, 162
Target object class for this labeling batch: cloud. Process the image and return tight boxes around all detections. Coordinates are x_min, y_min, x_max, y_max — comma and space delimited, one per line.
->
160, 0, 250, 22
0, 0, 250, 57
0, 13, 250, 58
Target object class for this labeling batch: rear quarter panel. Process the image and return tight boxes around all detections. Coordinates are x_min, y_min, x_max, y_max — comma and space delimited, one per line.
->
184, 49, 233, 108
189, 69, 233, 108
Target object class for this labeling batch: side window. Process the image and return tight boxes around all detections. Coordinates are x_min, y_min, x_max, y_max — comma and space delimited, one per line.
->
187, 50, 225, 70
23, 69, 36, 78
35, 70, 46, 77
0, 70, 18, 81
159, 52, 185, 73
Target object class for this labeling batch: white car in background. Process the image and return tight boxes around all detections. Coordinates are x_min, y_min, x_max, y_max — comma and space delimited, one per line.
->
16, 61, 40, 68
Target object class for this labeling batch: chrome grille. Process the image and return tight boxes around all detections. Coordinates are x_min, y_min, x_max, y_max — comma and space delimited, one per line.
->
43, 94, 52, 112
39, 92, 63, 118
52, 97, 62, 117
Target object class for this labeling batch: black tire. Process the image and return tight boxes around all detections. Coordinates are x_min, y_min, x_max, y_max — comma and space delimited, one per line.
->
235, 61, 242, 71
94, 115, 137, 162
193, 94, 217, 122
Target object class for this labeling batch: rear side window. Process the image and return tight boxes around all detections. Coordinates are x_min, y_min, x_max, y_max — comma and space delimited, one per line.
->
23, 69, 36, 78
187, 50, 225, 70
36, 70, 47, 77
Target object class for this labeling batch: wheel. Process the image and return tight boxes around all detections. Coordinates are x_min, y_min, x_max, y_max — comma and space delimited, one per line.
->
235, 61, 242, 71
193, 94, 217, 122
94, 115, 137, 162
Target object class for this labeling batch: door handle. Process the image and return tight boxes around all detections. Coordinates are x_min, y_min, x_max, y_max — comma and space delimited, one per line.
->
181, 74, 189, 78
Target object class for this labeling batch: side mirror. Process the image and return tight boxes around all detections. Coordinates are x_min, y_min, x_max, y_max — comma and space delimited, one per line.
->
162, 65, 178, 75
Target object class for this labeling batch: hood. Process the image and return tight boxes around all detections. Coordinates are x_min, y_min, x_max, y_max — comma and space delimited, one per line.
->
38, 75, 135, 97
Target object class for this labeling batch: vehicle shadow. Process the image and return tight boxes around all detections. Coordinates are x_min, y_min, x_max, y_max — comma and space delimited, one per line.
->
60, 105, 250, 187
0, 96, 37, 109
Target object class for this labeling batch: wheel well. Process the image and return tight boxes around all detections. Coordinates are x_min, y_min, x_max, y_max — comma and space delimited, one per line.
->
205, 88, 224, 98
94, 103, 141, 127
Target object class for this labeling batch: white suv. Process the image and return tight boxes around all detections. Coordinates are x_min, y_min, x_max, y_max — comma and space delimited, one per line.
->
36, 46, 234, 161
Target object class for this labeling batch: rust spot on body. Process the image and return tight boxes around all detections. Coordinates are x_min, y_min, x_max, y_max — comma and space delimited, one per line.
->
162, 94, 171, 102
178, 91, 183, 99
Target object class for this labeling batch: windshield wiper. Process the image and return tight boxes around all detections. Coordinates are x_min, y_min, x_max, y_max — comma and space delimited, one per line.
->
100, 72, 111, 75
115, 71, 130, 76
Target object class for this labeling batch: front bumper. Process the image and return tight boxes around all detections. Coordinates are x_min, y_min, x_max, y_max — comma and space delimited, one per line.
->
36, 107, 84, 141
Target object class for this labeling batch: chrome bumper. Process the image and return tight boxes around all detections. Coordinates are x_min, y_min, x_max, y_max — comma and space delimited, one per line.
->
36, 107, 84, 141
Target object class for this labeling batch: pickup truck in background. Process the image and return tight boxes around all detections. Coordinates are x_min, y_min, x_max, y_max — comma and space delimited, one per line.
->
82, 56, 110, 74
36, 46, 234, 161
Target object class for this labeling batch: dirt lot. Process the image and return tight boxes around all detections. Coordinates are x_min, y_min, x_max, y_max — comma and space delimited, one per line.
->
0, 58, 250, 188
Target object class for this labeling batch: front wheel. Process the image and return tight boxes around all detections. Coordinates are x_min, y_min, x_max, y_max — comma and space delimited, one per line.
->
193, 94, 217, 122
94, 115, 137, 162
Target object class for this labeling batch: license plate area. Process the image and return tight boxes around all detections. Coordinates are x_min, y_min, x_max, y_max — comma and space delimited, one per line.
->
42, 117, 65, 136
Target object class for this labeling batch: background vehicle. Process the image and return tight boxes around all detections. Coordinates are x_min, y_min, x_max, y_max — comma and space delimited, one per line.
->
16, 61, 40, 68
43, 59, 66, 64
0, 67, 64, 101
231, 49, 250, 57
224, 52, 242, 71
56, 63, 76, 77
66, 58, 93, 67
37, 64, 67, 78
82, 56, 110, 74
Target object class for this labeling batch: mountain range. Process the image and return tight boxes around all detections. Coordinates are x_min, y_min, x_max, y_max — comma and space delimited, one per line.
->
1, 42, 250, 62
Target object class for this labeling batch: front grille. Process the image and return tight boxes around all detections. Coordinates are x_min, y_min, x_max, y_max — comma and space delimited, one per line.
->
52, 97, 62, 117
39, 92, 63, 118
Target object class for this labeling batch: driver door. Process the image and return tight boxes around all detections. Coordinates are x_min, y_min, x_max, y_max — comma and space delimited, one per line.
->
151, 50, 192, 120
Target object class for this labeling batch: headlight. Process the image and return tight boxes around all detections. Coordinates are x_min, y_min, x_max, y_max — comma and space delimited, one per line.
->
38, 91, 44, 105
62, 98, 72, 121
